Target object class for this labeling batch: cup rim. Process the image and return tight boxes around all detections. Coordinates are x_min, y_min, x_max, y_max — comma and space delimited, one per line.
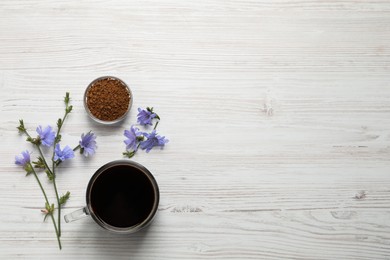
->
84, 76, 133, 125
86, 160, 159, 234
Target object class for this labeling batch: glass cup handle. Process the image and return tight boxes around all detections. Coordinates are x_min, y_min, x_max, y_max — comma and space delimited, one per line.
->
64, 207, 89, 223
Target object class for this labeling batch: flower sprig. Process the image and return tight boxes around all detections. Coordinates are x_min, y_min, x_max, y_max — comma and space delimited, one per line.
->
15, 92, 97, 250
123, 107, 168, 158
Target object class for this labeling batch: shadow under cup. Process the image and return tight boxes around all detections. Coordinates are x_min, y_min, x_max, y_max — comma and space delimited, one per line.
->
86, 160, 159, 233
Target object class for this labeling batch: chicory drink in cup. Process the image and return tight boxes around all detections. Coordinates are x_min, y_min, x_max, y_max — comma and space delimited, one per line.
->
64, 160, 159, 233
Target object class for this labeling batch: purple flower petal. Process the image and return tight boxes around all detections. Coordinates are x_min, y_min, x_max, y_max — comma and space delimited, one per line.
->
15, 150, 31, 167
79, 132, 97, 157
137, 108, 156, 126
140, 130, 168, 153
54, 144, 74, 161
36, 125, 55, 146
124, 125, 142, 150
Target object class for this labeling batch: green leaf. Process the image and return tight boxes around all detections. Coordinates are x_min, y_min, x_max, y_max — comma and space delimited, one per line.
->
123, 150, 136, 158
32, 156, 46, 169
45, 170, 54, 181
66, 105, 73, 114
57, 118, 62, 128
27, 136, 41, 145
146, 107, 160, 120
64, 92, 70, 105
42, 203, 54, 222
55, 134, 62, 143
59, 191, 70, 205
24, 164, 33, 175
17, 119, 26, 133
45, 202, 54, 213
55, 159, 61, 167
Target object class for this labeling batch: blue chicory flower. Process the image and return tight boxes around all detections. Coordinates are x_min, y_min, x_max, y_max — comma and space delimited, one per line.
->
140, 130, 168, 153
124, 125, 142, 150
137, 108, 156, 126
54, 144, 74, 161
36, 125, 55, 146
15, 150, 31, 167
79, 132, 97, 157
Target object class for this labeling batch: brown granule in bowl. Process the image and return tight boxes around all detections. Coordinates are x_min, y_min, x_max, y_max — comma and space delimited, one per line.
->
86, 77, 131, 122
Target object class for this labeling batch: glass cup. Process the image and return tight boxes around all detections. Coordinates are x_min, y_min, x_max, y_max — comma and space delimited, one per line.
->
64, 160, 159, 234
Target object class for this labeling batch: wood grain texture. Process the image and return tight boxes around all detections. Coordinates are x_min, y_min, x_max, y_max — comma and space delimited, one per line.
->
1, 0, 390, 259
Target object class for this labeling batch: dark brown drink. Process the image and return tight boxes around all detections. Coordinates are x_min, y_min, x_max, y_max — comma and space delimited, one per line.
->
88, 163, 158, 229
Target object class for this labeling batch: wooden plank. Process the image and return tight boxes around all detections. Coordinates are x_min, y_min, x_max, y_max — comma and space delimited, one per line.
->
0, 0, 389, 258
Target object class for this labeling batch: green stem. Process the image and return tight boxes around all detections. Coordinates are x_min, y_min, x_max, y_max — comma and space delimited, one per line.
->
31, 165, 49, 203
25, 130, 55, 177
49, 213, 62, 250
51, 111, 69, 237
25, 129, 62, 237
153, 120, 159, 130
52, 176, 61, 237
36, 145, 52, 171
31, 166, 62, 250
21, 96, 71, 242
73, 144, 81, 152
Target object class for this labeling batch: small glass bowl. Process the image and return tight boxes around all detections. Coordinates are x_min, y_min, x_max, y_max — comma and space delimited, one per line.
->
84, 76, 133, 125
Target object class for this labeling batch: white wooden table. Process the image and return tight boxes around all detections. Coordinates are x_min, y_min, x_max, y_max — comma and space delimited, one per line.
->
1, 1, 390, 259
